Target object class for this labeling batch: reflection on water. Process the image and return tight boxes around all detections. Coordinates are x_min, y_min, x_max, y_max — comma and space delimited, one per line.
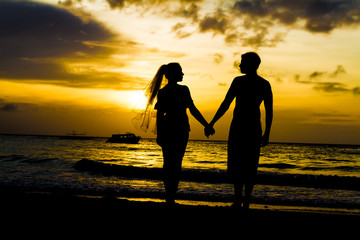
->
1, 135, 359, 177
1, 135, 360, 208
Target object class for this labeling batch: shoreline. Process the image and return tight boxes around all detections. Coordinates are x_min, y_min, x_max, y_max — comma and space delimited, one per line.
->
121, 196, 360, 216
75, 158, 360, 191
2, 186, 359, 219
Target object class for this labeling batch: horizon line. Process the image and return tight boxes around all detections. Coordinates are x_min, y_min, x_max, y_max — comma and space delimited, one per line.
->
0, 133, 359, 146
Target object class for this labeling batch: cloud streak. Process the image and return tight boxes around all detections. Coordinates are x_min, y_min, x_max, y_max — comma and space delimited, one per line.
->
0, 99, 38, 112
294, 65, 360, 96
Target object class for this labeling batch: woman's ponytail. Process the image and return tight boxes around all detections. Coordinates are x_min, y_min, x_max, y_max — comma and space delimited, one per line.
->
132, 64, 168, 133
145, 64, 167, 108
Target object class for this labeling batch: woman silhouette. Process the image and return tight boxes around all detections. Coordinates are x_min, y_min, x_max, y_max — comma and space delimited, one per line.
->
207, 52, 273, 210
146, 63, 210, 205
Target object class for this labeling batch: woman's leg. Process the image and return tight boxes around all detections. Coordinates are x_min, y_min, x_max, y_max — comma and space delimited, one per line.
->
162, 146, 178, 204
162, 132, 189, 205
243, 183, 254, 210
233, 183, 244, 207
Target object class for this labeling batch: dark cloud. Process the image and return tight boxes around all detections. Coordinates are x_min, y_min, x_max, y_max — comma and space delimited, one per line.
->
103, 0, 203, 10
0, 101, 38, 112
312, 112, 349, 118
296, 65, 347, 83
350, 86, 360, 96
0, 1, 146, 89
233, 60, 241, 70
199, 14, 229, 34
310, 112, 356, 124
106, 0, 127, 9
158, 0, 360, 47
171, 4, 230, 39
213, 53, 224, 64
313, 82, 350, 93
294, 65, 359, 96
225, 0, 360, 47
330, 65, 346, 77
75, 0, 360, 48
172, 2, 200, 22
58, 0, 74, 7
233, 0, 360, 33
313, 83, 360, 97
203, 0, 360, 47
1, 104, 17, 112
300, 66, 346, 82
353, 87, 360, 96
171, 22, 192, 39
309, 71, 326, 79
0, 1, 114, 59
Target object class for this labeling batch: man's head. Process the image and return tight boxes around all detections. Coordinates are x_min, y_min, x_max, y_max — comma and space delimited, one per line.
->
240, 52, 261, 74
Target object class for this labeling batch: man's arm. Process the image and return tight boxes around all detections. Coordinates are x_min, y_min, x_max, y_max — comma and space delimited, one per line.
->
262, 88, 273, 146
209, 81, 236, 127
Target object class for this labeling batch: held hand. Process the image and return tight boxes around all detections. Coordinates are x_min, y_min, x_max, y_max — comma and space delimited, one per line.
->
204, 125, 215, 138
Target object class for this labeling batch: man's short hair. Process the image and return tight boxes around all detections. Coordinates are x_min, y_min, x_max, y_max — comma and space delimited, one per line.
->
242, 52, 261, 71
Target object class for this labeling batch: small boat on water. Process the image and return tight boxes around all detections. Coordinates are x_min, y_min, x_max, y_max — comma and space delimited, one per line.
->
106, 133, 141, 144
62, 131, 93, 140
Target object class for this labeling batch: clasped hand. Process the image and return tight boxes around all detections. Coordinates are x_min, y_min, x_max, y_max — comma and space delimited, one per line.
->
204, 124, 215, 138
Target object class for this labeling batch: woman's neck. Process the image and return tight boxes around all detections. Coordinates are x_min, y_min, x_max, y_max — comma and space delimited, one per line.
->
167, 81, 178, 87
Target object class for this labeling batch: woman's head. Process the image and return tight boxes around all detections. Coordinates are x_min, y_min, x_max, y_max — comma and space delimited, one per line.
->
145, 62, 183, 108
240, 52, 261, 74
163, 62, 184, 83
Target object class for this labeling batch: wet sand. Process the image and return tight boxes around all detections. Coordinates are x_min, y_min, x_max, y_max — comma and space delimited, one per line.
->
2, 186, 359, 221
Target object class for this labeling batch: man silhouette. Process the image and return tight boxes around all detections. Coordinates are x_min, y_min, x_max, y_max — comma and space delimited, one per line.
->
206, 52, 273, 210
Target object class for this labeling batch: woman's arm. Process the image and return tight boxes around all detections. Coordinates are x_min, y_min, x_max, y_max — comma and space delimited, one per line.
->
189, 103, 208, 128
185, 86, 209, 128
156, 110, 166, 146
189, 104, 215, 138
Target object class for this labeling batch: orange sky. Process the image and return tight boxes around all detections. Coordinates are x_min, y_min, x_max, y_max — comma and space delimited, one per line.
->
0, 0, 360, 144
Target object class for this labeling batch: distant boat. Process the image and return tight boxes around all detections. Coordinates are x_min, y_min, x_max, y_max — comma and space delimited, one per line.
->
62, 131, 93, 140
106, 133, 141, 144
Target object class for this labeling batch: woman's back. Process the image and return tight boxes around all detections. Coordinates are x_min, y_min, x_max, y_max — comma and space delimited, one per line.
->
155, 84, 193, 132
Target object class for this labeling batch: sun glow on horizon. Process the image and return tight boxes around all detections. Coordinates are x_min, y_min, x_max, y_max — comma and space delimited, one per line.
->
124, 90, 148, 111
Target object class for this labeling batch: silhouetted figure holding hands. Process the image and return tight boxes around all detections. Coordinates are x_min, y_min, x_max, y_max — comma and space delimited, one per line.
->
147, 63, 209, 206
207, 52, 273, 210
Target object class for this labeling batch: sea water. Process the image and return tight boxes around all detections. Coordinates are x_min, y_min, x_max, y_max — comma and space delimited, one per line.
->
0, 134, 359, 209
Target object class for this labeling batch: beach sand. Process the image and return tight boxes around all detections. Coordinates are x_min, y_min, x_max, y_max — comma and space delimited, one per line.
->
2, 186, 359, 221
2, 186, 360, 239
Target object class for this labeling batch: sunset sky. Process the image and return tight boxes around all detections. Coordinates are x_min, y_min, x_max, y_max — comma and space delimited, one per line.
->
0, 0, 359, 144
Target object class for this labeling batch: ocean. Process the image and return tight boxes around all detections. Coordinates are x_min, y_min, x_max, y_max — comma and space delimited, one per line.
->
0, 134, 360, 209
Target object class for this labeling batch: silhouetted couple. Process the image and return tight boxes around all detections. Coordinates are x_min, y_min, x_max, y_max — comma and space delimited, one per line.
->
145, 52, 273, 209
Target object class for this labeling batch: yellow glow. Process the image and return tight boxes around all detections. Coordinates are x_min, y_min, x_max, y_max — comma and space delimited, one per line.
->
126, 90, 148, 111
2, 0, 360, 144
